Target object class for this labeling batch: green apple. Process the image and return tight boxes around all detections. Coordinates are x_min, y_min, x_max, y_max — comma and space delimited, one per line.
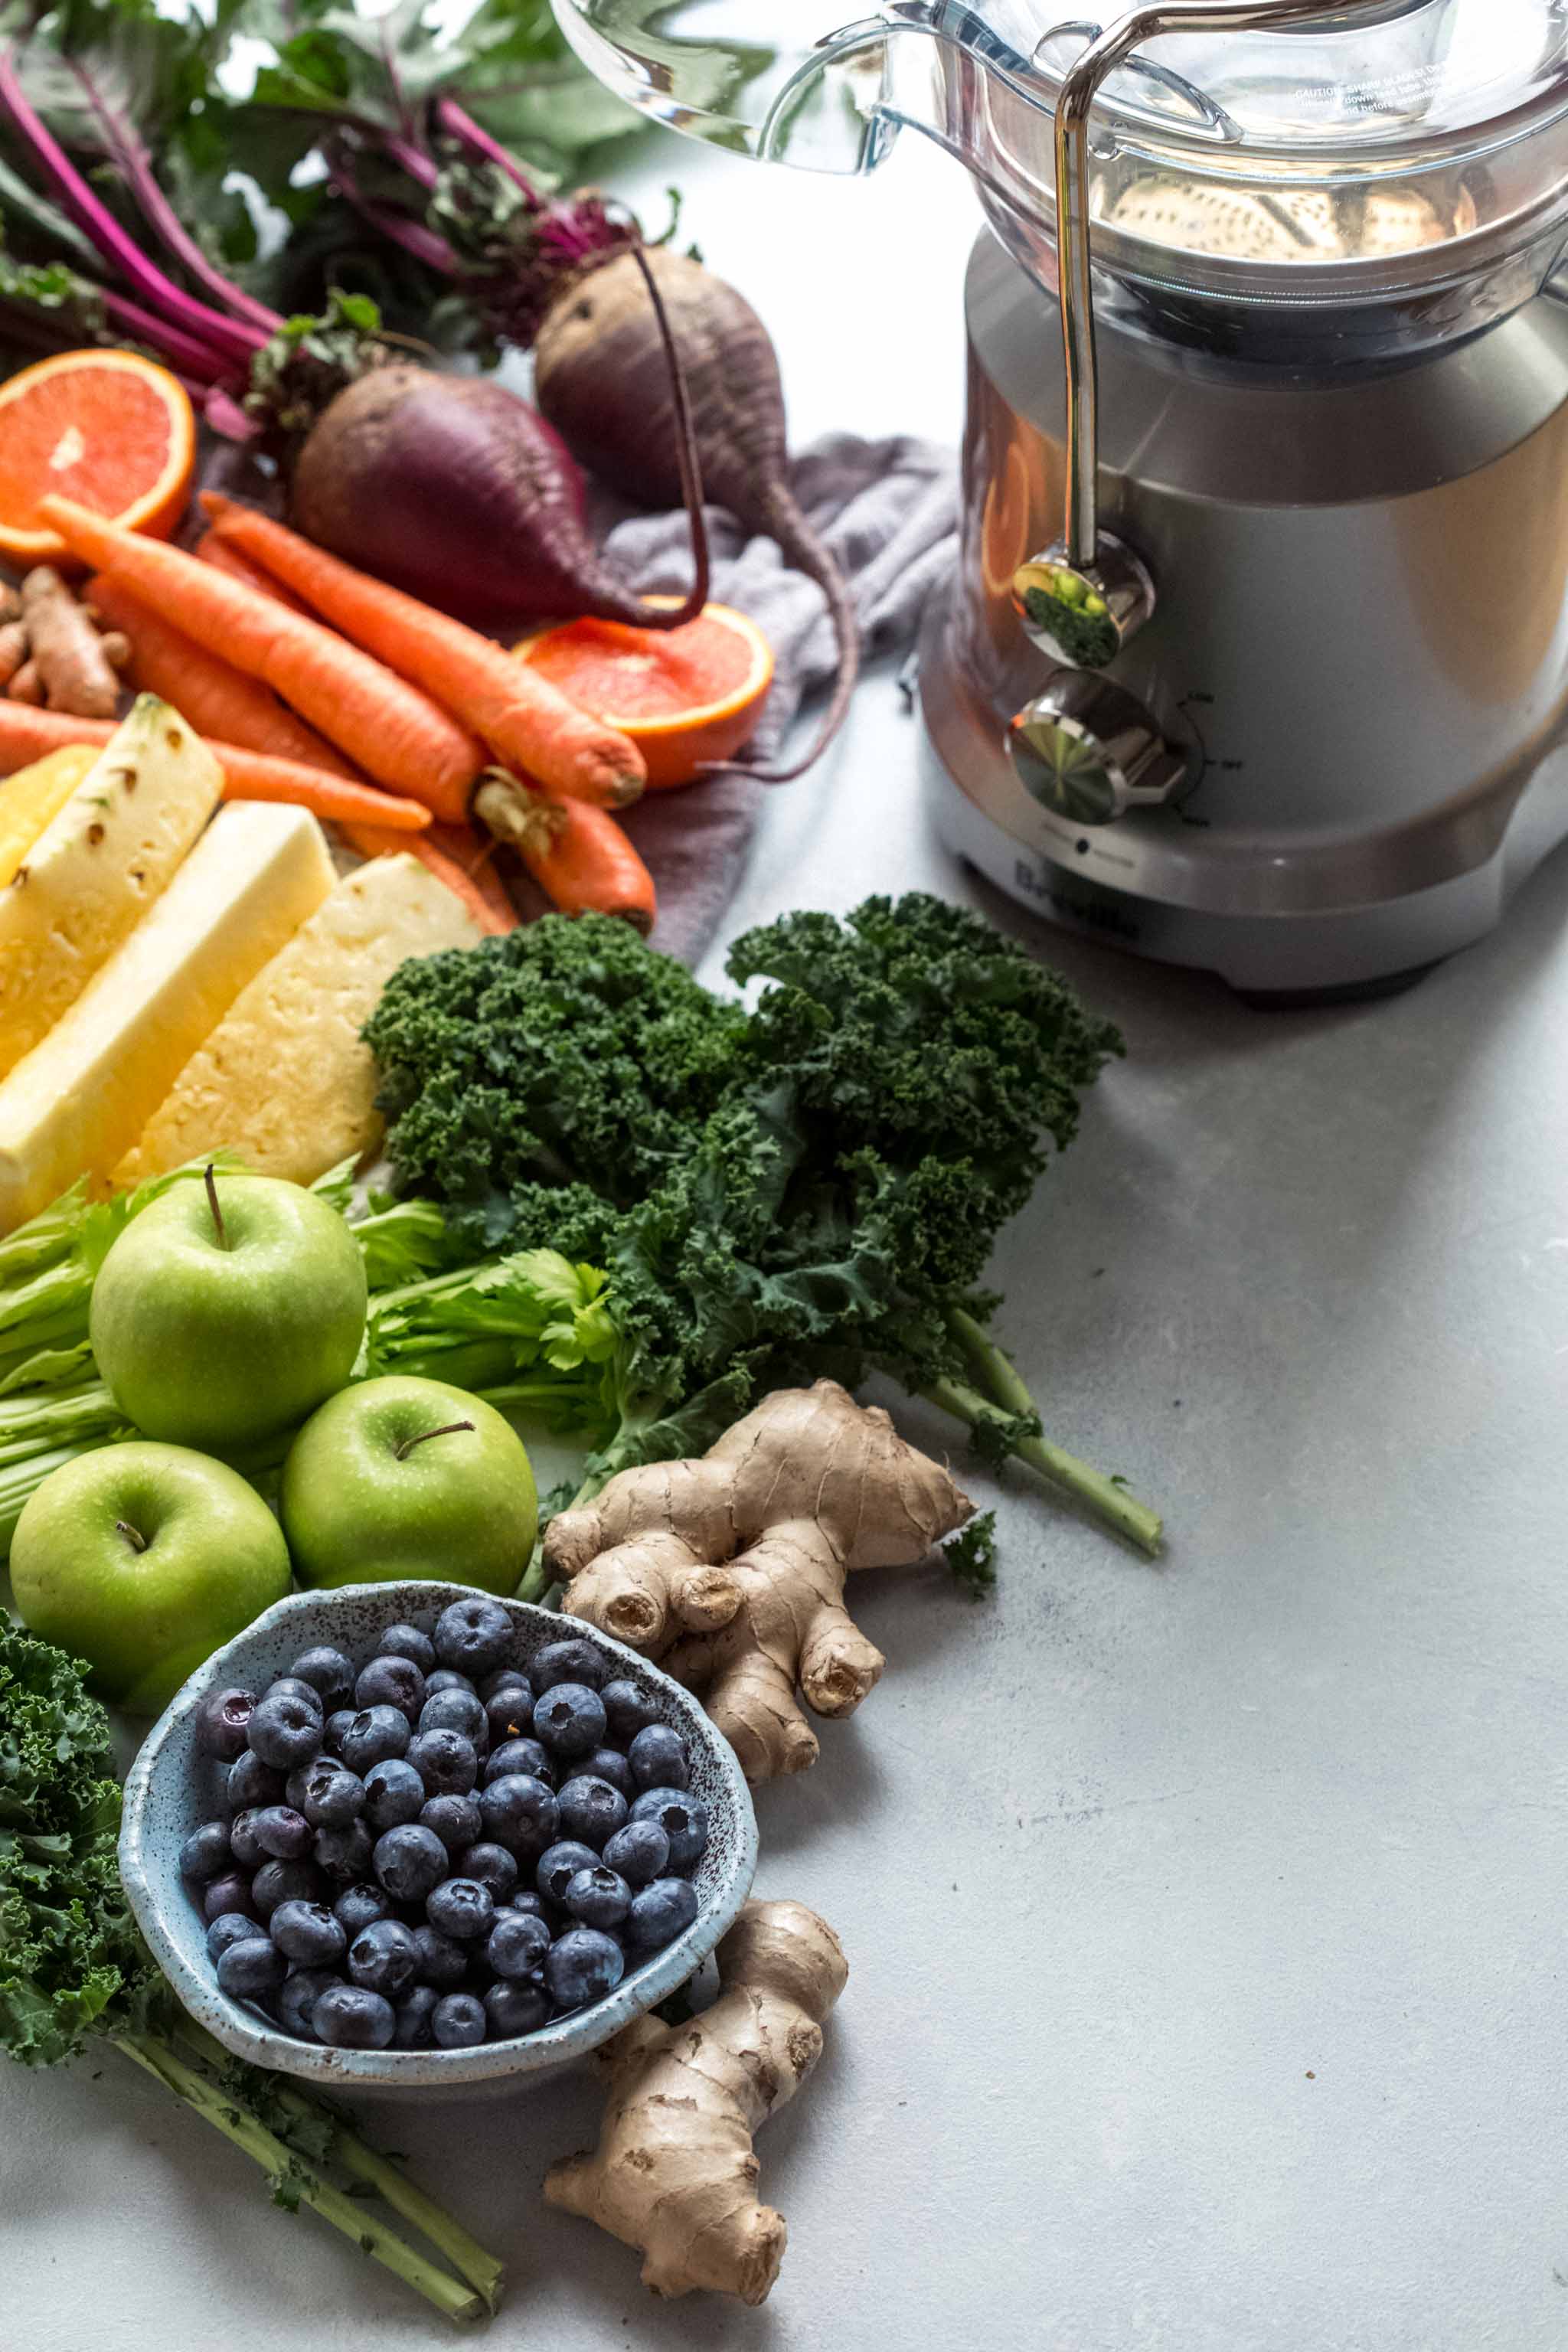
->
90, 1168, 368, 1453
11, 1440, 292, 1714
280, 1374, 538, 1594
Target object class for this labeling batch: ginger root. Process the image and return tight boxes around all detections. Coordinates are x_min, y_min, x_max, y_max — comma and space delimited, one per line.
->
546, 1379, 972, 1780
20, 566, 122, 718
544, 1898, 847, 2303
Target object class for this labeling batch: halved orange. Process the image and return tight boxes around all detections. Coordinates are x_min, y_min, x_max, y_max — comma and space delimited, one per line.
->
514, 599, 775, 789
0, 350, 196, 567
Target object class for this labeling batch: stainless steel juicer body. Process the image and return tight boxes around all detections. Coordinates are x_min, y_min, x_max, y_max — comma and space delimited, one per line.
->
554, 0, 1568, 989
921, 234, 1568, 992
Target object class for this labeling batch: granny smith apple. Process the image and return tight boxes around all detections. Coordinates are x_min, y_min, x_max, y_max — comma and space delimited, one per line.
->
90, 1168, 368, 1453
280, 1375, 538, 1594
10, 1440, 292, 1715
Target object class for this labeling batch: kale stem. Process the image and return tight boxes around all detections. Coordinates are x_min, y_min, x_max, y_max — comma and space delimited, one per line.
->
947, 1305, 1035, 1418
112, 2032, 485, 2322
918, 1374, 1164, 1557
175, 2024, 504, 2311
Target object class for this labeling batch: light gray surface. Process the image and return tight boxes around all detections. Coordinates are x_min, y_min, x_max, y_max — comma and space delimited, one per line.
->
7, 131, 1568, 2352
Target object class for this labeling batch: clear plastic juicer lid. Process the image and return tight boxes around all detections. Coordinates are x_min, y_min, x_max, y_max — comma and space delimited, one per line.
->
556, 1, 1568, 297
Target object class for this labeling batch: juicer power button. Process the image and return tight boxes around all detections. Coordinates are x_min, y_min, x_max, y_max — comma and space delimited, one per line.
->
1008, 673, 1193, 828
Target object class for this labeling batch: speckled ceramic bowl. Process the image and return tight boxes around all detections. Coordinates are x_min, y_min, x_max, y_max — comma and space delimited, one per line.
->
120, 1582, 757, 2098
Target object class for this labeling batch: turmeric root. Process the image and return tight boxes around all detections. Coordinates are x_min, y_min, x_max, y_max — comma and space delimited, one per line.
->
544, 1899, 847, 2303
8, 660, 44, 707
20, 566, 122, 718
0, 622, 25, 693
546, 1379, 972, 1780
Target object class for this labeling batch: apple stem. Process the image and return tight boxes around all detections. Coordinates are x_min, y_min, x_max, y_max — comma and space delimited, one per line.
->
393, 1419, 475, 1460
203, 1161, 228, 1250
114, 1517, 147, 1553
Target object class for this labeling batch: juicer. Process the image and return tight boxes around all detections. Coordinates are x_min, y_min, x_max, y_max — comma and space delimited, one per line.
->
555, 0, 1568, 995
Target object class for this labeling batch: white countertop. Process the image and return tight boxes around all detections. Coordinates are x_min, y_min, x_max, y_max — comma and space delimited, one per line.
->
9, 125, 1568, 2352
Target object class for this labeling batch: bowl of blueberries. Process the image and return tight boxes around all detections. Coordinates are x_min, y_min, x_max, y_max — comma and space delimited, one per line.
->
119, 1582, 758, 2094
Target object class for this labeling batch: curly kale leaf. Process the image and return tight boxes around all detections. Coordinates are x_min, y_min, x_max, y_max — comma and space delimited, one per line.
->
0, 1624, 145, 2066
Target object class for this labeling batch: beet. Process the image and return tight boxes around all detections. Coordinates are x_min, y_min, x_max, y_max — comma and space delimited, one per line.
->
290, 364, 704, 632
534, 247, 858, 782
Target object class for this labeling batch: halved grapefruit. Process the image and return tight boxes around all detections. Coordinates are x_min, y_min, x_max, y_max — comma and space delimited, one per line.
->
514, 599, 774, 789
0, 350, 195, 567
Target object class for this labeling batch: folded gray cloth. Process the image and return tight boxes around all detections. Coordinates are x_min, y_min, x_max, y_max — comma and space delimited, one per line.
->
606, 431, 957, 963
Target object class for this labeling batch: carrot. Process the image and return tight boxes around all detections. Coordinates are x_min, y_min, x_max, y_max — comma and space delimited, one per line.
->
0, 703, 430, 829
338, 822, 518, 936
472, 772, 655, 933
200, 494, 646, 811
194, 531, 312, 616
88, 573, 358, 778
37, 494, 485, 822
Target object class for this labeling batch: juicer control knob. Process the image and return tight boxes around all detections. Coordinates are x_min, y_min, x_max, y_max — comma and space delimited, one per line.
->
1011, 535, 1156, 671
1008, 672, 1191, 827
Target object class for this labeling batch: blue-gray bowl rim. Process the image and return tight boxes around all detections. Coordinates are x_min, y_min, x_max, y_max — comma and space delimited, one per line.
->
119, 1580, 758, 2092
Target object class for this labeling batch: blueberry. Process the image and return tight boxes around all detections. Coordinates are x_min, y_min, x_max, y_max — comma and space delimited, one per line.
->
373, 1823, 448, 1903
532, 1683, 606, 1760
333, 1883, 393, 1938
426, 1877, 495, 1943
348, 1917, 421, 1997
377, 1622, 436, 1674
536, 1840, 603, 1906
206, 1912, 266, 1961
312, 1821, 374, 1884
485, 1909, 550, 1979
480, 1773, 558, 1857
603, 1819, 670, 1887
419, 1687, 488, 1746
625, 1877, 699, 1951
263, 1676, 325, 1712
313, 1984, 395, 2049
196, 1685, 256, 1761
628, 1724, 689, 1793
276, 1968, 344, 2040
629, 1788, 707, 1871
432, 1991, 487, 2048
355, 1654, 426, 1720
394, 1984, 440, 2048
217, 1935, 287, 2001
299, 1759, 365, 1831
528, 1638, 606, 1696
227, 1809, 266, 1870
338, 1704, 411, 1775
202, 1872, 256, 1924
483, 1736, 554, 1788
253, 1805, 313, 1860
283, 1766, 313, 1813
364, 1756, 425, 1831
563, 1865, 631, 1931
502, 1890, 547, 1921
324, 1708, 357, 1754
557, 1775, 629, 1851
180, 1820, 230, 1883
600, 1678, 658, 1743
252, 1858, 326, 1917
411, 1922, 469, 1991
227, 1751, 284, 1811
484, 1978, 550, 2038
433, 1596, 514, 1677
458, 1842, 518, 1900
424, 1668, 477, 1697
480, 1664, 531, 1704
289, 1646, 354, 1710
270, 1900, 348, 1968
482, 1687, 535, 1746
248, 1689, 324, 1769
407, 1728, 479, 1795
421, 1792, 482, 1856
544, 1928, 623, 2011
586, 1748, 633, 1799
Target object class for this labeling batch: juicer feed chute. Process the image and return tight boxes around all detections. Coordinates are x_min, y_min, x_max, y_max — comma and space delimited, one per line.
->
556, 0, 1568, 994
